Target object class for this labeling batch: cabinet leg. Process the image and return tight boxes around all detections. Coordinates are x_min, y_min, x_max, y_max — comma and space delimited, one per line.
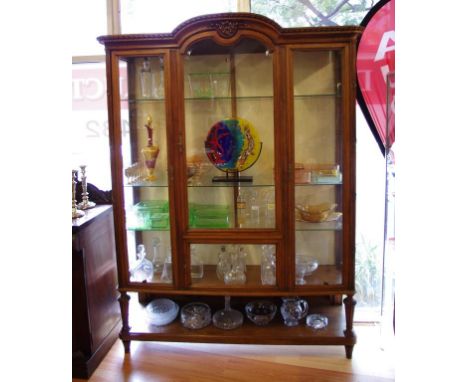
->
122, 340, 131, 354
118, 291, 131, 354
345, 345, 354, 359
343, 294, 356, 359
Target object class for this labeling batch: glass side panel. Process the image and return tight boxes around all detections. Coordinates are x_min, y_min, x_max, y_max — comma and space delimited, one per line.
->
292, 50, 343, 286
189, 244, 277, 288
118, 55, 172, 285
184, 39, 276, 229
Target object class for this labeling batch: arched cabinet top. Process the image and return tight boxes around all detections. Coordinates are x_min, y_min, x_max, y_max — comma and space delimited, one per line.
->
97, 12, 362, 50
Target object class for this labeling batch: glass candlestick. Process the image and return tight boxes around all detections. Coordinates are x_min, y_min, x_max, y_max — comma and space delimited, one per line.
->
72, 170, 84, 219
77, 165, 96, 210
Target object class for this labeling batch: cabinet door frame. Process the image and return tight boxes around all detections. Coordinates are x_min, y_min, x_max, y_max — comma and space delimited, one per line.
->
106, 48, 183, 289
284, 42, 356, 293
172, 30, 289, 291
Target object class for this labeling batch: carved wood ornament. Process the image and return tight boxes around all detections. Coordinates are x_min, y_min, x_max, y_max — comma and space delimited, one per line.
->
210, 20, 246, 38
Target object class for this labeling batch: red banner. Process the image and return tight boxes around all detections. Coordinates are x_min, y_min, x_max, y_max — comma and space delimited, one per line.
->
357, 0, 395, 151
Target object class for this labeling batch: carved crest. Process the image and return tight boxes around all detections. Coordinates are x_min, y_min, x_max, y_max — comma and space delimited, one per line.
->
210, 20, 245, 38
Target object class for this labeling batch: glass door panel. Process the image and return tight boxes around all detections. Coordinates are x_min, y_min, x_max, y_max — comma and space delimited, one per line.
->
189, 243, 277, 289
292, 50, 343, 286
118, 55, 173, 285
183, 39, 276, 229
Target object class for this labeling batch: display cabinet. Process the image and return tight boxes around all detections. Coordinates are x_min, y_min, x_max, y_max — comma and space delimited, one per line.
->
98, 13, 362, 358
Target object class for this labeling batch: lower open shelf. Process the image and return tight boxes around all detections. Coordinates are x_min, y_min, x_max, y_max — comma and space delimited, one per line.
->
123, 293, 355, 347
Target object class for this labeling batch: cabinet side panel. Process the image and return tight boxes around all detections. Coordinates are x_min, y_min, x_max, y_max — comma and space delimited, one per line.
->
81, 210, 120, 352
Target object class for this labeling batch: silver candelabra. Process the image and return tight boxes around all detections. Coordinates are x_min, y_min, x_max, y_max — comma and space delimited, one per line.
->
72, 170, 85, 219
77, 165, 96, 210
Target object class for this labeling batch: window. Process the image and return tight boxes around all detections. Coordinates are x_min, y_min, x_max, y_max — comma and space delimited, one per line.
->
121, 0, 236, 33
251, 0, 373, 27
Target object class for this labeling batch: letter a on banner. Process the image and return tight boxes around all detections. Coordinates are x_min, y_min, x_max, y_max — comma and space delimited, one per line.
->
357, 0, 395, 155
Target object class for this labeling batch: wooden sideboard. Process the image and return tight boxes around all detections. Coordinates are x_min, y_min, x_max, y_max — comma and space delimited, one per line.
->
72, 205, 121, 378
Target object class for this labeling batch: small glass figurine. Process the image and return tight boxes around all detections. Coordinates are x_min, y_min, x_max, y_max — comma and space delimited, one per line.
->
77, 165, 96, 210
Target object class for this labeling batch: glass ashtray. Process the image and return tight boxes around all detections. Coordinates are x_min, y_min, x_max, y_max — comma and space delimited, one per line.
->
146, 298, 179, 326
180, 302, 212, 330
306, 314, 328, 329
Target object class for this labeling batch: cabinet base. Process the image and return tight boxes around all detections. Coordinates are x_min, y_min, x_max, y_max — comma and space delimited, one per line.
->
72, 320, 121, 379
120, 294, 356, 358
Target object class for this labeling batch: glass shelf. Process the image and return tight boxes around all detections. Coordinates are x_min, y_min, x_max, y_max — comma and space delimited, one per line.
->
127, 227, 170, 232
295, 219, 343, 231
184, 95, 273, 101
188, 171, 275, 188
293, 93, 338, 98
124, 169, 168, 187
126, 98, 166, 103
295, 181, 342, 186
122, 94, 339, 103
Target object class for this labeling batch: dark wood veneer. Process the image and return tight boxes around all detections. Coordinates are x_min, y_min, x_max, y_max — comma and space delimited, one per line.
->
72, 205, 121, 378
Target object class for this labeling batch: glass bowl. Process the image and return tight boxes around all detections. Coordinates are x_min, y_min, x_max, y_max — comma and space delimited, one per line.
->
306, 314, 328, 329
180, 302, 212, 330
245, 300, 277, 326
146, 298, 179, 326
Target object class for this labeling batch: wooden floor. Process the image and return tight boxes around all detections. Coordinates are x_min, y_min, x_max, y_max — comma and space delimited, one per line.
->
73, 324, 394, 382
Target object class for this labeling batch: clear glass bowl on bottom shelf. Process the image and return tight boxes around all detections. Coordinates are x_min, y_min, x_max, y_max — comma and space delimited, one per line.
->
180, 302, 212, 329
306, 314, 328, 329
245, 300, 277, 326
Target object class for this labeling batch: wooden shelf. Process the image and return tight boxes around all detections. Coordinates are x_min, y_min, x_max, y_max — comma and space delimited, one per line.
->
190, 265, 342, 289
125, 293, 355, 346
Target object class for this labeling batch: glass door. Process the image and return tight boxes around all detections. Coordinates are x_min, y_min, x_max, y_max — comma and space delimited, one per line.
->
117, 54, 174, 285
292, 49, 344, 287
182, 38, 279, 289
183, 38, 276, 231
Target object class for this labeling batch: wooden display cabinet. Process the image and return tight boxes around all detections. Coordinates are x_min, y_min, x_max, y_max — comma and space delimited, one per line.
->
98, 13, 362, 358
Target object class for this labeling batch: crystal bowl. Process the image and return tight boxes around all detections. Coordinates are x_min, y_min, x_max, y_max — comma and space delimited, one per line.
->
180, 302, 212, 330
245, 300, 277, 326
146, 298, 179, 326
306, 314, 328, 329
